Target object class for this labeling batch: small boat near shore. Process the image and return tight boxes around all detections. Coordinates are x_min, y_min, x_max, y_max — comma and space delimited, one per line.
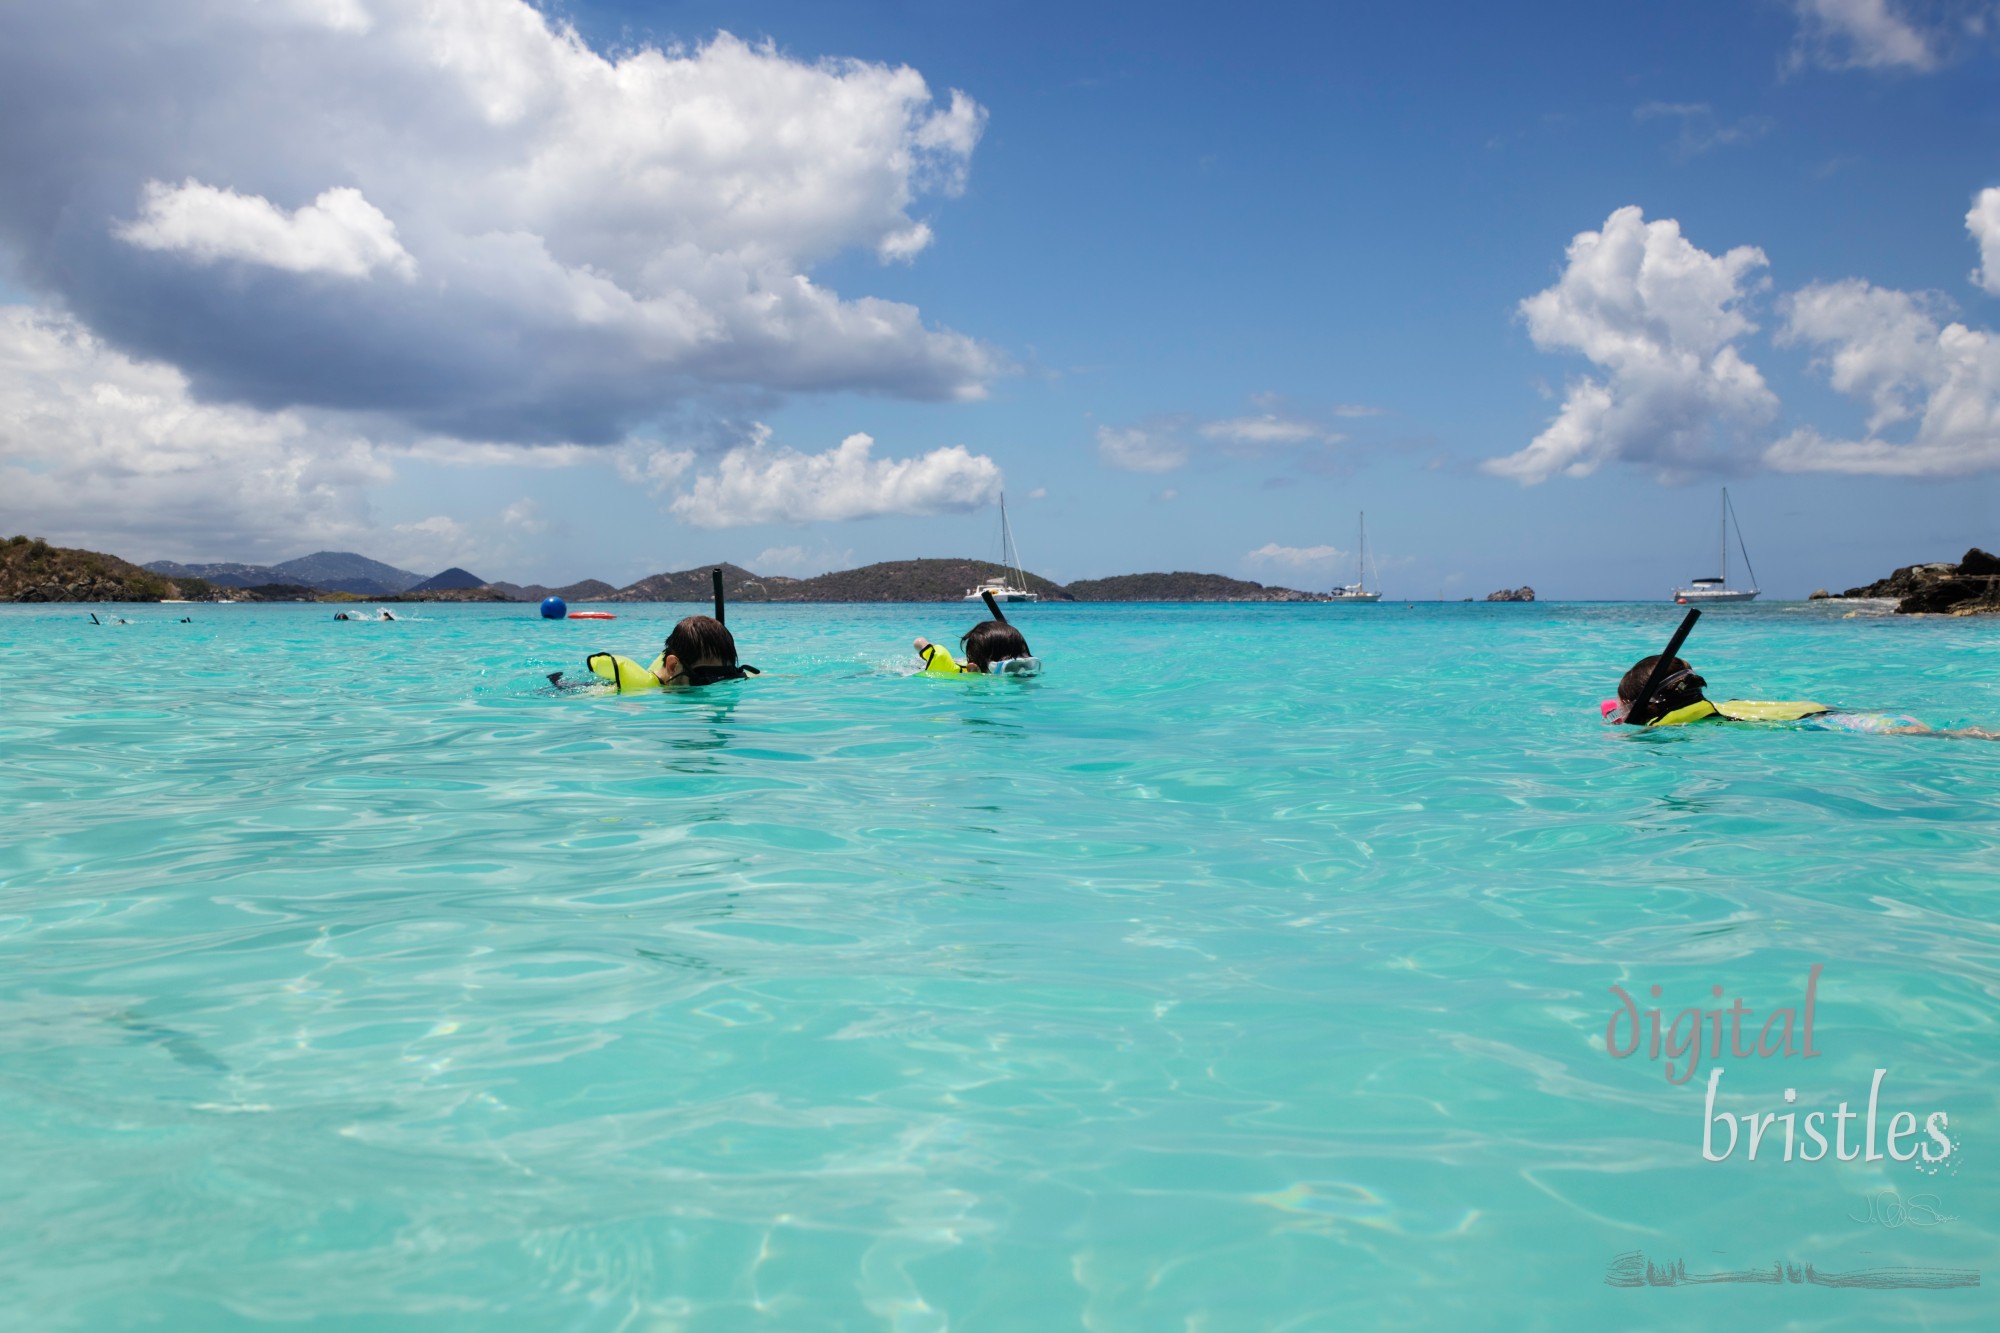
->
965, 492, 1039, 603
1326, 512, 1382, 603
1673, 488, 1759, 603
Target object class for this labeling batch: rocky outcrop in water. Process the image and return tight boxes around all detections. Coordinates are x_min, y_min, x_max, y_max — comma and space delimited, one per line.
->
1839, 548, 2000, 615
1485, 586, 1535, 602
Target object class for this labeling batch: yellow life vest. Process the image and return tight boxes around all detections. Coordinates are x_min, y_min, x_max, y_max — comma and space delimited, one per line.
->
1648, 698, 1830, 727
919, 640, 967, 675
587, 652, 667, 692
584, 653, 757, 692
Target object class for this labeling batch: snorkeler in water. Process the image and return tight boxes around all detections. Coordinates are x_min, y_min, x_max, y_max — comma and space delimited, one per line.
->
914, 589, 1041, 676
651, 614, 757, 687
1608, 652, 1997, 738
914, 618, 1037, 674
563, 570, 760, 692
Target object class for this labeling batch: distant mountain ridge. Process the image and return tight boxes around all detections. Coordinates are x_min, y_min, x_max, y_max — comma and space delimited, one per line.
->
487, 578, 618, 603
405, 566, 487, 593
140, 560, 274, 587
1066, 571, 1321, 602
276, 551, 428, 594
605, 562, 801, 603
146, 550, 427, 596
101, 545, 1339, 603
780, 560, 1070, 603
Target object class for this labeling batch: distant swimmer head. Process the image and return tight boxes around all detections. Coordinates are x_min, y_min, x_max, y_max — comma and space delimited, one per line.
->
1617, 654, 1706, 726
961, 619, 1031, 672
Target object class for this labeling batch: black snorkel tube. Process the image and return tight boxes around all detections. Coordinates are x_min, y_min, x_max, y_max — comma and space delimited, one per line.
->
981, 589, 1007, 625
702, 566, 758, 681
1622, 607, 1701, 725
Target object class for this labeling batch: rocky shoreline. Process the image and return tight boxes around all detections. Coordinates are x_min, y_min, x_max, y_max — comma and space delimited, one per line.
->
1815, 548, 2000, 616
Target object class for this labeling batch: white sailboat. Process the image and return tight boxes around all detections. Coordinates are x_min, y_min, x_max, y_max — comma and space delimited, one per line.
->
1326, 512, 1382, 603
1672, 488, 1760, 603
964, 492, 1040, 602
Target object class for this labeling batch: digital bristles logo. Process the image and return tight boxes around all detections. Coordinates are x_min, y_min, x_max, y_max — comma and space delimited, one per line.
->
1603, 966, 1957, 1165
1599, 965, 1980, 1296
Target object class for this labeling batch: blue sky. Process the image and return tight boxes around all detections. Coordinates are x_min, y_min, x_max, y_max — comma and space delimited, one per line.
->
0, 0, 1995, 596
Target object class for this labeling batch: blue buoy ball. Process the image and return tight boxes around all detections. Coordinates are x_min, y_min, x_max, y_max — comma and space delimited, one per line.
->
540, 596, 567, 619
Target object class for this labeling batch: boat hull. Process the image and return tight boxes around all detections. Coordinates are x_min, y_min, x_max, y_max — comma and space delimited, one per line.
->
1324, 592, 1382, 603
1672, 588, 1759, 603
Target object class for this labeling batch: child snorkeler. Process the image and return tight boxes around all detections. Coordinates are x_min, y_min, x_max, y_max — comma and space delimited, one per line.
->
1607, 653, 1995, 737
582, 615, 759, 692
652, 615, 756, 687
913, 619, 1039, 675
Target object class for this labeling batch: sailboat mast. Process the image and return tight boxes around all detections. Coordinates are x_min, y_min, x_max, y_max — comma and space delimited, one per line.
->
1000, 492, 1026, 587
1728, 489, 1760, 592
1719, 489, 1728, 585
1357, 512, 1366, 591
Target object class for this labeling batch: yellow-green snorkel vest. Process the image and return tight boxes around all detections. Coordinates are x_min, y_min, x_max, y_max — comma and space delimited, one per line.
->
587, 652, 667, 692
919, 641, 967, 675
1648, 698, 1830, 727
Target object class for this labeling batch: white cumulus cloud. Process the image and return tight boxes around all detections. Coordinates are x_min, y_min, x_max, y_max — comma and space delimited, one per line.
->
0, 300, 600, 568
670, 430, 1001, 527
613, 445, 696, 496
117, 180, 417, 280
1768, 277, 2000, 475
1789, 0, 1941, 72
1487, 205, 1777, 483
1968, 187, 2000, 295
0, 304, 389, 558
0, 3, 996, 445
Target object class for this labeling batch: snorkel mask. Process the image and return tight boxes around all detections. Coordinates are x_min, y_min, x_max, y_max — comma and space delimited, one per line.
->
1611, 608, 1701, 726
1604, 666, 1699, 726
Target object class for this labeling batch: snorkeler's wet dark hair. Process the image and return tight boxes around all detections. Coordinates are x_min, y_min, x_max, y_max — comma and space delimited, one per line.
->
960, 620, 1030, 671
1619, 654, 1706, 724
666, 615, 737, 668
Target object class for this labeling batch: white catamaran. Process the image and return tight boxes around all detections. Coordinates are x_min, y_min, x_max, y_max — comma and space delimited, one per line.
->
1672, 488, 1760, 603
1326, 512, 1382, 603
964, 492, 1040, 602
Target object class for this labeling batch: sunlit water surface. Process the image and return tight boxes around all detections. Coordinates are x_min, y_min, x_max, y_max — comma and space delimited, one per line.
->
2, 600, 1995, 1330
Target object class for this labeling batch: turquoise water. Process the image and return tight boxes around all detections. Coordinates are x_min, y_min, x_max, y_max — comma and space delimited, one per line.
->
2, 600, 1995, 1330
